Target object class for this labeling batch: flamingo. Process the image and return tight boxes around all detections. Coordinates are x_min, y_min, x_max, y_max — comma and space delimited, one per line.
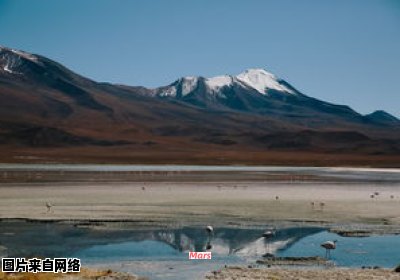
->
205, 225, 214, 236
321, 240, 337, 259
45, 202, 53, 213
262, 229, 275, 254
205, 226, 214, 250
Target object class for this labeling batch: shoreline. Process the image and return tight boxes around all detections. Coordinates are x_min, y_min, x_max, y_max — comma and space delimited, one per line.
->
1, 149, 400, 168
1, 218, 400, 237
1, 181, 399, 227
206, 266, 400, 280
1, 169, 400, 279
1, 166, 400, 184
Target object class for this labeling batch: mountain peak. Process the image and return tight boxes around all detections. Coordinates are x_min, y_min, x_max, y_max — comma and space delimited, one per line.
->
205, 75, 233, 92
365, 110, 400, 125
236, 68, 294, 94
240, 68, 274, 76
0, 46, 39, 62
179, 76, 199, 96
157, 68, 296, 99
0, 46, 40, 75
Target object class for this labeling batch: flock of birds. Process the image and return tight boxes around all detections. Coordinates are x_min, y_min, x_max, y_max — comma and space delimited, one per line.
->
370, 191, 396, 200
44, 184, 397, 212
43, 184, 397, 260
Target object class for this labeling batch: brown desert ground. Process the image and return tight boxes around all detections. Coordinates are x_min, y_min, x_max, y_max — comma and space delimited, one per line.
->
1, 145, 400, 167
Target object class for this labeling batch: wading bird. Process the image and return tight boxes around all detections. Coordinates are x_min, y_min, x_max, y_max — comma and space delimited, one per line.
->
205, 225, 214, 236
45, 202, 53, 213
262, 229, 275, 255
205, 225, 214, 250
321, 240, 337, 259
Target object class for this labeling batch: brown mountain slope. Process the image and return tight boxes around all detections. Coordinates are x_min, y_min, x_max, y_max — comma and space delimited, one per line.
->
0, 46, 399, 166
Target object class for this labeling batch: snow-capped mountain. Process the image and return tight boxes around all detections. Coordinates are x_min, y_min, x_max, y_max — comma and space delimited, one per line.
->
0, 45, 399, 164
0, 45, 91, 83
155, 68, 295, 98
0, 45, 398, 128
152, 68, 370, 121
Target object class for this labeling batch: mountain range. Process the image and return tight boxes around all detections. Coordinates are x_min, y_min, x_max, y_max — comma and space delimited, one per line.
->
0, 46, 399, 166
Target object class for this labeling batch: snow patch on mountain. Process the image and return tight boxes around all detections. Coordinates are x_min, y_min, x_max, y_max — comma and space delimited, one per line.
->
157, 77, 199, 97
158, 86, 177, 97
3, 64, 14, 74
181, 76, 199, 96
0, 46, 40, 75
10, 49, 39, 63
205, 75, 233, 92
236, 68, 294, 94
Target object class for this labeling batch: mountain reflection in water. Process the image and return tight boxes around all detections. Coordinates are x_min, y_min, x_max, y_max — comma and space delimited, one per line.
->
1, 221, 399, 271
0, 221, 322, 260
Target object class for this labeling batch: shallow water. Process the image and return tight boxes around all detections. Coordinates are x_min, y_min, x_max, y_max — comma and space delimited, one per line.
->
280, 231, 400, 268
0, 221, 399, 279
1, 164, 400, 182
0, 163, 399, 173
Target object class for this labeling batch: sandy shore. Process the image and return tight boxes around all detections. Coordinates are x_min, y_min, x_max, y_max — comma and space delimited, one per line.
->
0, 181, 400, 229
0, 269, 143, 280
2, 267, 400, 280
206, 266, 400, 280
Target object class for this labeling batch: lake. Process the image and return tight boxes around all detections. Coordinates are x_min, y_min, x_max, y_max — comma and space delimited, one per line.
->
0, 221, 399, 279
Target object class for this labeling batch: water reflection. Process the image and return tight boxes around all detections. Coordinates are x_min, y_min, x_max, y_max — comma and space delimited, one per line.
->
280, 231, 400, 268
0, 221, 322, 259
0, 221, 399, 269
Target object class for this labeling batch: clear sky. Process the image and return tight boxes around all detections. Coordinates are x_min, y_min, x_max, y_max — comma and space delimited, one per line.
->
0, 0, 399, 117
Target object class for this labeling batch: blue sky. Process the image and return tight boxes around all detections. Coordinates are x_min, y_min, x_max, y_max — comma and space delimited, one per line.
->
0, 0, 399, 116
